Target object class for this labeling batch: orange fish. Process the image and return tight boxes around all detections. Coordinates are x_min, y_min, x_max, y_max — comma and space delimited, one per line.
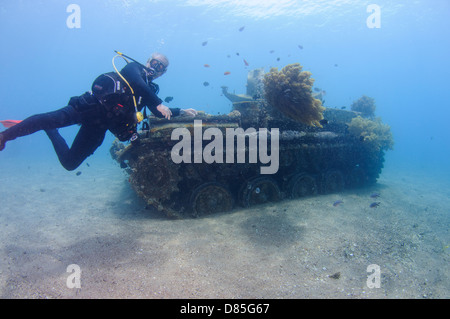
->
224, 71, 231, 75
204, 64, 210, 68
0, 120, 22, 128
243, 59, 249, 66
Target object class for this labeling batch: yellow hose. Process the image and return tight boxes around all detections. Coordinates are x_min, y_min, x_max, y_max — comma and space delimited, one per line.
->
112, 53, 143, 123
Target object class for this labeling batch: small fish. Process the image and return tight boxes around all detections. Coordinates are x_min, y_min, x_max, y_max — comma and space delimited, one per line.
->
370, 193, 380, 198
370, 202, 380, 208
277, 57, 280, 61
227, 54, 231, 58
202, 41, 208, 46
334, 64, 338, 67
329, 272, 340, 279
314, 87, 321, 92
236, 52, 240, 56
86, 162, 90, 167
239, 26, 245, 32
76, 171, 82, 176
269, 50, 275, 53
243, 58, 249, 66
319, 119, 328, 125
203, 81, 209, 87
298, 45, 303, 49
164, 96, 174, 103
204, 64, 210, 68
341, 106, 346, 109
224, 71, 231, 75
333, 200, 344, 207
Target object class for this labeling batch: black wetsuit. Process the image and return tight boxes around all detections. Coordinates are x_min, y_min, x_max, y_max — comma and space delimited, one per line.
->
0, 62, 179, 170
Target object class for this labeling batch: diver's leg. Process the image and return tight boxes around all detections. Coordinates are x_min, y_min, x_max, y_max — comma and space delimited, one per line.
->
0, 106, 80, 150
0, 134, 5, 151
46, 125, 106, 171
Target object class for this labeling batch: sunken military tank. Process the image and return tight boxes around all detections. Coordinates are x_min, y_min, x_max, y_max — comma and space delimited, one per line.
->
110, 64, 393, 218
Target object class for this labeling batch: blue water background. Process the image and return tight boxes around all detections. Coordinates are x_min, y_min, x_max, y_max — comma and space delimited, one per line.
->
0, 0, 449, 181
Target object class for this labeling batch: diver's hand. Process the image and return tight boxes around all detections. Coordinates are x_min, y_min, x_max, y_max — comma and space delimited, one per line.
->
181, 108, 198, 117
157, 104, 172, 120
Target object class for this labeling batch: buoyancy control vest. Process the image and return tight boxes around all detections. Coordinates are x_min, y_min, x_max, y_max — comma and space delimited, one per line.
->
91, 72, 139, 141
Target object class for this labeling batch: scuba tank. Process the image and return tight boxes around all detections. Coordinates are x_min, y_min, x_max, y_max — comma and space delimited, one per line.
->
90, 51, 153, 141
91, 51, 149, 124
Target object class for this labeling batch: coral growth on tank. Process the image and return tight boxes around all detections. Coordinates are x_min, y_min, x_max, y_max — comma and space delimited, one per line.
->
347, 116, 394, 152
263, 63, 325, 127
351, 95, 376, 118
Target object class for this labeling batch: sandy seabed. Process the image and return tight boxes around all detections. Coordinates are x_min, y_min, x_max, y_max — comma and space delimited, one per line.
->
0, 155, 448, 299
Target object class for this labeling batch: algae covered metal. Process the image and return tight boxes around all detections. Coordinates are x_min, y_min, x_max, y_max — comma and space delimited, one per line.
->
110, 67, 392, 218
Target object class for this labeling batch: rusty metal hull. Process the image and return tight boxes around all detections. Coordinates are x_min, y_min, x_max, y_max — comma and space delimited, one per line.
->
111, 101, 385, 218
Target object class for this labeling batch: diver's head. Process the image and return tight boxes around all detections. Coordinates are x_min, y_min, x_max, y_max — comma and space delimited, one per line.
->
146, 53, 169, 79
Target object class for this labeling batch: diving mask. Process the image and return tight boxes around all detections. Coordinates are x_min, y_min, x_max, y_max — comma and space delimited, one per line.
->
148, 59, 167, 75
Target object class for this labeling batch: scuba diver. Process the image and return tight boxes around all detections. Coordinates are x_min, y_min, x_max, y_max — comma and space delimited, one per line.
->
0, 52, 197, 170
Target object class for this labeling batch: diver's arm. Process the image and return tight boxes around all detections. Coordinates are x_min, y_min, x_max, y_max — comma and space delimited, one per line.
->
151, 104, 181, 120
154, 105, 196, 119
121, 62, 183, 119
120, 62, 163, 110
156, 104, 172, 120
180, 108, 197, 116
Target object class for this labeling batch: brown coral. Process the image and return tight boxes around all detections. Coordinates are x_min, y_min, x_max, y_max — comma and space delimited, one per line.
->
263, 63, 325, 127
351, 95, 376, 118
348, 116, 394, 152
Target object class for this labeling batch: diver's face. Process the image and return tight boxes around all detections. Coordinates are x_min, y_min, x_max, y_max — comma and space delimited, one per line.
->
146, 58, 167, 80
149, 59, 167, 73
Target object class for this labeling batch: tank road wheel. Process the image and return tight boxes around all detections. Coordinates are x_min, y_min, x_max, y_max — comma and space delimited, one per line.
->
190, 182, 234, 218
129, 151, 182, 216
240, 176, 281, 208
321, 170, 345, 194
287, 173, 318, 198
148, 165, 172, 188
